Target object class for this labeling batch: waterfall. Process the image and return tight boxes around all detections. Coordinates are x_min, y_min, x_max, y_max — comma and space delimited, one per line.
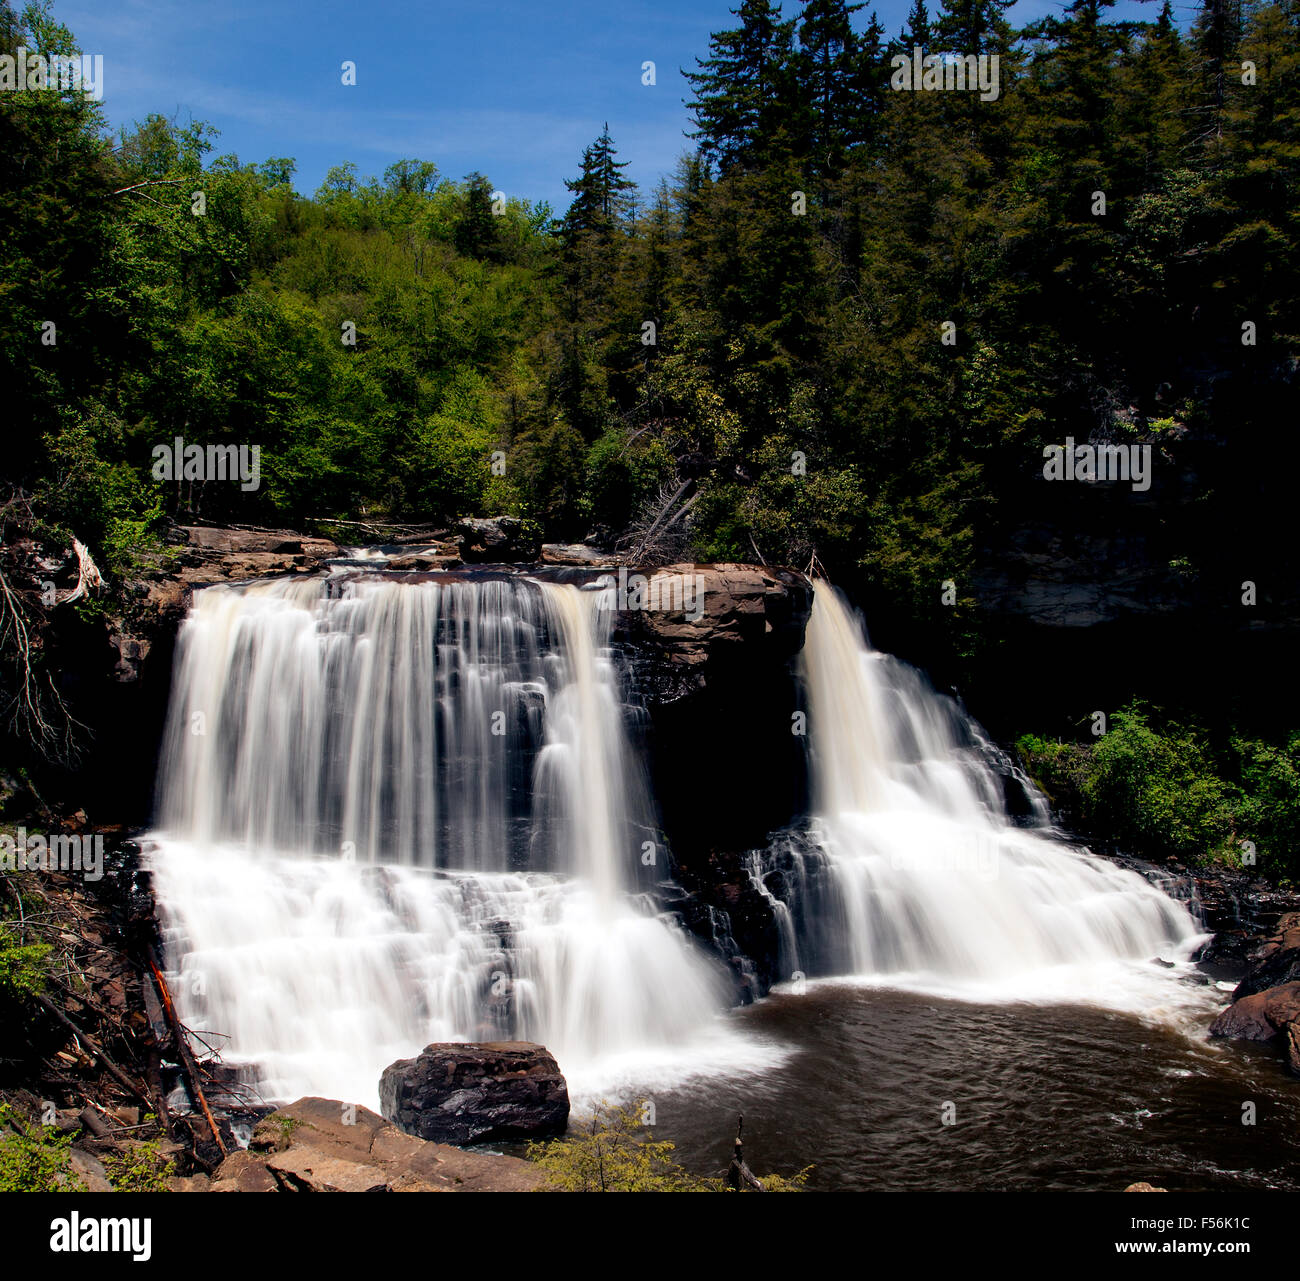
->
144, 574, 734, 1108
766, 584, 1205, 1002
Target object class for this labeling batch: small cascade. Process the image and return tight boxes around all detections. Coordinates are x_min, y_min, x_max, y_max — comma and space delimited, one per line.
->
756, 584, 1205, 1002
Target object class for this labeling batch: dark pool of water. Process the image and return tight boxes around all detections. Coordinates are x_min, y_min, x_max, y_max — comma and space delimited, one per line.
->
634, 984, 1300, 1192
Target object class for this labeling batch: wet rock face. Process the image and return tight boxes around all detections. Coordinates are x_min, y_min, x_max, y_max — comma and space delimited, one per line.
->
1209, 982, 1300, 1042
610, 563, 812, 706
608, 564, 813, 866
1233, 913, 1300, 999
1206, 914, 1300, 1077
378, 1042, 570, 1146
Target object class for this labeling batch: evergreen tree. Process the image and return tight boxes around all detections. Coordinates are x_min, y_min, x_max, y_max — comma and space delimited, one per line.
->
684, 0, 798, 173
454, 172, 499, 260
795, 0, 866, 173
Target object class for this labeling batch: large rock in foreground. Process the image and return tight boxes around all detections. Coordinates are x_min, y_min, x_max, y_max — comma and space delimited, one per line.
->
1209, 982, 1300, 1043
210, 1096, 549, 1192
379, 1042, 570, 1146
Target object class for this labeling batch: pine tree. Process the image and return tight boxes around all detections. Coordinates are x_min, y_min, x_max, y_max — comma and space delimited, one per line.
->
562, 124, 636, 241
1190, 0, 1245, 146
684, 0, 798, 173
932, 0, 1012, 54
454, 172, 499, 260
796, 0, 866, 173
901, 0, 930, 47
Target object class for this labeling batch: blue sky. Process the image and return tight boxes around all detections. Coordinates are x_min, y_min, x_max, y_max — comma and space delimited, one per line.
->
54, 0, 1180, 212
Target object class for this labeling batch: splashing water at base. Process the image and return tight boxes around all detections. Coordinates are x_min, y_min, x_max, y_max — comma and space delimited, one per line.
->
760, 584, 1210, 1012
145, 575, 740, 1108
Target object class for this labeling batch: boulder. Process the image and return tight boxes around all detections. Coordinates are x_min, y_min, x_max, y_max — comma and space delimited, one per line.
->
209, 1150, 280, 1193
611, 564, 812, 703
541, 543, 618, 567
386, 552, 462, 571
1233, 945, 1300, 1000
379, 1041, 569, 1145
1208, 981, 1300, 1041
210, 1096, 550, 1192
68, 1149, 113, 1193
456, 517, 541, 564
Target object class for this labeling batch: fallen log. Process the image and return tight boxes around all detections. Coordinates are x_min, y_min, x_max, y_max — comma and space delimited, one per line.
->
145, 947, 226, 1159
32, 994, 152, 1109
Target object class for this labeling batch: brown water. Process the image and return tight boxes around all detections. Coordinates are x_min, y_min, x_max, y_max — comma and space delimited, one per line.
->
638, 983, 1300, 1192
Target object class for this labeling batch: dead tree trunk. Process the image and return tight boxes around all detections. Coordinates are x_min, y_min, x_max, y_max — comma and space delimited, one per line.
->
725, 1115, 764, 1191
145, 947, 226, 1158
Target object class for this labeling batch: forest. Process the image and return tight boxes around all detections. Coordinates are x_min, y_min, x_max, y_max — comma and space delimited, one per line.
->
2, 0, 1298, 874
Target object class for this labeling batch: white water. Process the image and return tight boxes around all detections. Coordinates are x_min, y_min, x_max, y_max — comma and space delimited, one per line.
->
770, 584, 1209, 1015
146, 572, 1215, 1112
145, 575, 736, 1107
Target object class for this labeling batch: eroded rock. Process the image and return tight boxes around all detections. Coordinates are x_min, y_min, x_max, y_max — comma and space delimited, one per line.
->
1208, 981, 1300, 1041
210, 1096, 550, 1192
456, 517, 541, 564
379, 1042, 569, 1146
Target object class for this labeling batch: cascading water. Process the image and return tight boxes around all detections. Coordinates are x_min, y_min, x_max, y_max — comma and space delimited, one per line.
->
143, 573, 734, 1108
758, 584, 1207, 1007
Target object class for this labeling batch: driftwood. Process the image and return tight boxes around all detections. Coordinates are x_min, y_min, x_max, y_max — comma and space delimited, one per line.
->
725, 1115, 764, 1191
145, 947, 226, 1158
32, 994, 151, 1109
59, 539, 105, 605
627, 478, 694, 563
76, 1106, 112, 1138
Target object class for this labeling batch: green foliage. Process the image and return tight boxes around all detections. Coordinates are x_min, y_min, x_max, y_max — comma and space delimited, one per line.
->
1232, 733, 1300, 879
102, 1129, 175, 1192
1084, 707, 1239, 860
528, 1100, 705, 1191
0, 0, 1297, 693
34, 406, 166, 578
0, 1104, 84, 1191
1018, 709, 1300, 879
527, 1100, 810, 1191
0, 919, 51, 1002
582, 430, 673, 532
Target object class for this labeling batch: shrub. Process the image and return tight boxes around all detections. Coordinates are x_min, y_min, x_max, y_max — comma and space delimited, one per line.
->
102, 1128, 175, 1192
0, 1104, 84, 1192
527, 1099, 810, 1192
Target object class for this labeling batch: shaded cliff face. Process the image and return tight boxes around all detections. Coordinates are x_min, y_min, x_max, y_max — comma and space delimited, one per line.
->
0, 525, 343, 828
857, 425, 1300, 744
1, 529, 815, 853
608, 564, 813, 863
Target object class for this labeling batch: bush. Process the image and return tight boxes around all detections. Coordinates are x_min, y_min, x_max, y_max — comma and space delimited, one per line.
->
1232, 732, 1300, 881
527, 1099, 810, 1192
1018, 706, 1300, 881
1083, 707, 1238, 861
34, 406, 166, 579
102, 1128, 175, 1192
0, 1104, 84, 1192
0, 919, 51, 1003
